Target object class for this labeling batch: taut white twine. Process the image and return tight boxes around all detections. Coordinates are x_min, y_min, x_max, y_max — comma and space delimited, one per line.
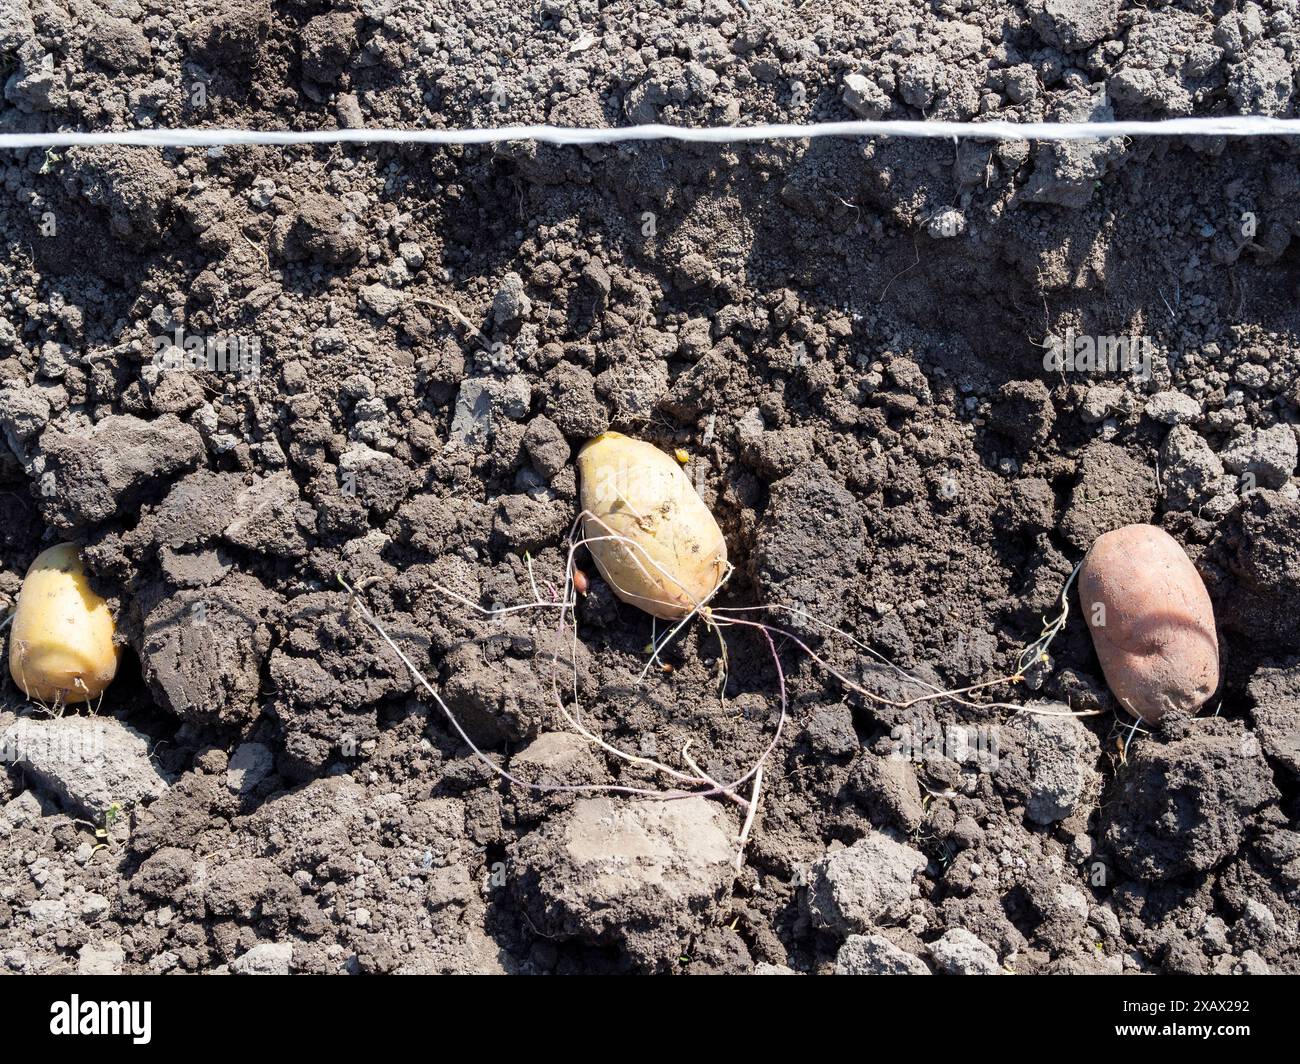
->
0, 115, 1298, 151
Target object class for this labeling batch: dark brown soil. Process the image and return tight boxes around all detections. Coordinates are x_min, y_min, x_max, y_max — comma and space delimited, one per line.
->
1, 0, 1298, 975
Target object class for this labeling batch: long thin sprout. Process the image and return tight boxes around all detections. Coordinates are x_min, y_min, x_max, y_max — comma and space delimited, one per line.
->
540, 521, 785, 810
347, 518, 790, 808
1015, 559, 1085, 677
428, 518, 765, 802
340, 573, 751, 803
344, 508, 1092, 874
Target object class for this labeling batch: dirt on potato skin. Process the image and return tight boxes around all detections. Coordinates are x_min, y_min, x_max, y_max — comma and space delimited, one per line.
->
1, 1, 1299, 975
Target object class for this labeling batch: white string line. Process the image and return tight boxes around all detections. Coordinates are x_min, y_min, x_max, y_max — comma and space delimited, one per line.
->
1, 115, 1299, 151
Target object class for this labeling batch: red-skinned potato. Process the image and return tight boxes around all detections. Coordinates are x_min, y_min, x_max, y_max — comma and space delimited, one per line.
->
577, 432, 728, 620
1078, 524, 1219, 723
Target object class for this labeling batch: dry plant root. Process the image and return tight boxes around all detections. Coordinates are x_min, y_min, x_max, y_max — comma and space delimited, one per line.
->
368, 515, 1070, 866
340, 440, 1111, 870
344, 514, 1107, 871
340, 534, 787, 860
339, 508, 796, 868
413, 297, 492, 352
1016, 559, 1083, 679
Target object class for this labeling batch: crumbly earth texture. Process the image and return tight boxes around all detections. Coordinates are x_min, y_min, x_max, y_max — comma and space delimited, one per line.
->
1, 1, 1299, 975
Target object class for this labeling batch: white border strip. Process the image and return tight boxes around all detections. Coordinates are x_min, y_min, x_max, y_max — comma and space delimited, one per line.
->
0, 116, 1298, 150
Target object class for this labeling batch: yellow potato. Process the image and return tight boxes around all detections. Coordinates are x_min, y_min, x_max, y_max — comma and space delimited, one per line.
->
1078, 524, 1219, 723
8, 543, 120, 704
577, 432, 728, 620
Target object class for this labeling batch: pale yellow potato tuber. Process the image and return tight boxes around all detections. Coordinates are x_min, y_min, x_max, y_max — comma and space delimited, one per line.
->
8, 543, 120, 704
1078, 524, 1219, 723
576, 432, 729, 620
